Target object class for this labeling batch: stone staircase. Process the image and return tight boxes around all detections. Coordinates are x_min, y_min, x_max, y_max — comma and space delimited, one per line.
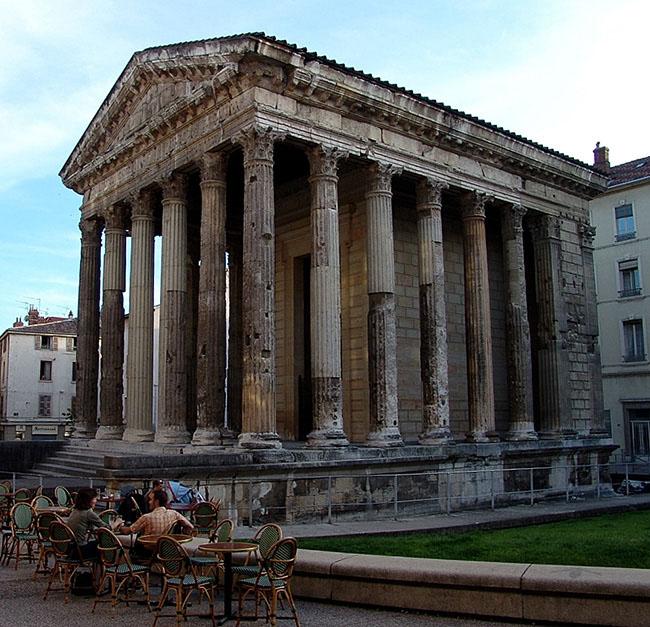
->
30, 443, 107, 478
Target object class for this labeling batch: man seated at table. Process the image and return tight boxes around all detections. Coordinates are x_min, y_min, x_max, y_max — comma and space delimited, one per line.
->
119, 490, 194, 537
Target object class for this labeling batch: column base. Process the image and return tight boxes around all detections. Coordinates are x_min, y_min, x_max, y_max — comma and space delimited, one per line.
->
505, 423, 538, 441
220, 427, 239, 444
95, 425, 125, 440
307, 428, 349, 448
538, 429, 563, 440
366, 427, 403, 447
238, 432, 282, 450
419, 427, 454, 445
122, 427, 154, 443
70, 424, 97, 439
465, 430, 499, 443
155, 427, 191, 445
191, 428, 222, 446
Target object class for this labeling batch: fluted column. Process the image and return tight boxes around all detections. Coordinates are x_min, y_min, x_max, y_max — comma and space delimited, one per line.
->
580, 223, 606, 436
502, 204, 536, 440
226, 233, 243, 439
416, 178, 452, 444
461, 191, 496, 442
366, 162, 403, 446
530, 214, 570, 437
234, 126, 284, 449
123, 190, 156, 442
97, 204, 127, 440
155, 173, 191, 444
193, 152, 227, 445
305, 146, 349, 447
73, 216, 103, 438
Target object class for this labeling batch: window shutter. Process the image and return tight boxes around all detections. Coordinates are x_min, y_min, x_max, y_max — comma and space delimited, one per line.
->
52, 336, 58, 351
34, 335, 40, 350
66, 337, 73, 352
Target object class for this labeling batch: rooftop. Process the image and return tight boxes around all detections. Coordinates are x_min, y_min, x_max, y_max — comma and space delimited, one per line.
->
608, 154, 650, 187
3, 318, 78, 337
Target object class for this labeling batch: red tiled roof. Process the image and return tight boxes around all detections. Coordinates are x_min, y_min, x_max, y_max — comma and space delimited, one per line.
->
4, 318, 78, 336
608, 155, 650, 187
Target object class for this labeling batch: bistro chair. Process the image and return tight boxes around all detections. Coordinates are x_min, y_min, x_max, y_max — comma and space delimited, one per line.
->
0, 483, 10, 523
93, 527, 150, 613
33, 511, 61, 579
44, 520, 93, 604
190, 519, 234, 578
31, 495, 54, 509
99, 509, 120, 525
231, 522, 283, 581
14, 487, 31, 503
153, 535, 217, 626
5, 502, 37, 569
236, 537, 300, 627
54, 485, 73, 508
192, 501, 220, 537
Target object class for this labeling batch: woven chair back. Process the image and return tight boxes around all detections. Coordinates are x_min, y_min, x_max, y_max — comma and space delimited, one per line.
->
96, 527, 122, 567
156, 536, 189, 578
36, 512, 60, 542
255, 523, 283, 559
265, 537, 297, 582
212, 518, 233, 543
32, 495, 54, 508
14, 488, 31, 502
49, 521, 78, 560
193, 501, 218, 528
11, 502, 34, 531
54, 486, 71, 507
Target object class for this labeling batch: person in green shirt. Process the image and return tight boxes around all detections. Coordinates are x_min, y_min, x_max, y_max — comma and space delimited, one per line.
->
67, 487, 109, 560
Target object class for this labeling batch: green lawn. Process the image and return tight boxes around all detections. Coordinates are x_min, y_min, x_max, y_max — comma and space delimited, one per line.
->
299, 510, 650, 568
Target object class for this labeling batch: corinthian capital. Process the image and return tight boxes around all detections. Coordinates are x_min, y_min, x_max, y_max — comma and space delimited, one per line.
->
578, 221, 597, 248
416, 177, 448, 213
79, 217, 102, 244
161, 172, 188, 201
529, 212, 561, 240
131, 189, 157, 220
460, 190, 494, 220
308, 145, 348, 178
101, 204, 128, 231
502, 203, 527, 239
200, 151, 227, 183
368, 161, 402, 194
233, 125, 286, 163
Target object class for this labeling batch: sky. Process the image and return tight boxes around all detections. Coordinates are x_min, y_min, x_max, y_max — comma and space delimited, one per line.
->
1, 0, 649, 329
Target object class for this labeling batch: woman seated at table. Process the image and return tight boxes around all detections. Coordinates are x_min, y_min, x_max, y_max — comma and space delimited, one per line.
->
67, 487, 110, 560
119, 490, 194, 558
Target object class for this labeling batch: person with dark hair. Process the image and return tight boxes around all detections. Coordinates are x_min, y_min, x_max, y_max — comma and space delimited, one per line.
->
144, 479, 165, 513
67, 487, 109, 560
119, 489, 193, 537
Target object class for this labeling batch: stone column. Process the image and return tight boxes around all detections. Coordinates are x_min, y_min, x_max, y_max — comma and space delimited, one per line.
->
366, 162, 403, 446
235, 126, 283, 449
97, 204, 127, 440
580, 223, 607, 436
530, 214, 570, 437
185, 224, 200, 434
74, 216, 103, 438
461, 191, 496, 442
416, 178, 452, 444
502, 204, 537, 441
155, 173, 191, 444
193, 152, 227, 445
123, 190, 156, 442
226, 234, 243, 438
306, 146, 349, 447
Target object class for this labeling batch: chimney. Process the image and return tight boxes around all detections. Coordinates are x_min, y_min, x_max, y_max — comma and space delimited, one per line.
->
593, 142, 610, 174
13, 317, 24, 328
27, 306, 39, 326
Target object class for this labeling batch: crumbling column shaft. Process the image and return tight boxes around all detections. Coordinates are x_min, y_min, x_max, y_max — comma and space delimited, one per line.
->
226, 234, 243, 438
97, 205, 127, 440
307, 147, 349, 447
502, 204, 536, 440
194, 153, 227, 445
237, 127, 283, 449
155, 173, 191, 444
366, 163, 402, 446
124, 191, 155, 442
416, 179, 452, 444
461, 193, 496, 441
74, 217, 102, 438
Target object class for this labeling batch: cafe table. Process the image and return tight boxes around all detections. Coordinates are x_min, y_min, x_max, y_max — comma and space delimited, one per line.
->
136, 533, 193, 551
35, 506, 70, 516
197, 541, 257, 624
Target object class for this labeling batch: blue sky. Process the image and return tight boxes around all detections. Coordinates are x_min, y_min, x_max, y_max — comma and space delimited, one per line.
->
1, 0, 649, 328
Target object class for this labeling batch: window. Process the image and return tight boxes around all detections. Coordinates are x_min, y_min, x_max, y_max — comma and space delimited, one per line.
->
38, 395, 51, 417
40, 335, 52, 350
618, 259, 641, 297
623, 319, 645, 362
71, 362, 77, 383
615, 204, 636, 241
39, 360, 52, 381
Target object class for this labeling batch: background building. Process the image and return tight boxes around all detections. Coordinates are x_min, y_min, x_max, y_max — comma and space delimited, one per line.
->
591, 146, 650, 460
0, 307, 78, 435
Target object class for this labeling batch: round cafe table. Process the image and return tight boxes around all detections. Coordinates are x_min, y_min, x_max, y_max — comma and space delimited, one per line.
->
198, 542, 257, 624
35, 506, 70, 516
137, 533, 193, 551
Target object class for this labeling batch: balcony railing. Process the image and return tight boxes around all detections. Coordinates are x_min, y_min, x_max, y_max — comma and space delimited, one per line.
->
619, 287, 642, 298
623, 352, 646, 363
615, 231, 637, 242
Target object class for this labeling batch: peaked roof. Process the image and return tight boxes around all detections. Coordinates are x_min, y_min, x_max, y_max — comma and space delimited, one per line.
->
3, 318, 78, 337
608, 155, 650, 188
61, 32, 599, 181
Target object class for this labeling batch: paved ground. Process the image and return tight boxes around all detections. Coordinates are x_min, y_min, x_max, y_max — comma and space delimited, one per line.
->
0, 564, 528, 626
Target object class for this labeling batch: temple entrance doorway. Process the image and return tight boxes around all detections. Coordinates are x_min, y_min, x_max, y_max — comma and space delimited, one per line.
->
293, 254, 313, 441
